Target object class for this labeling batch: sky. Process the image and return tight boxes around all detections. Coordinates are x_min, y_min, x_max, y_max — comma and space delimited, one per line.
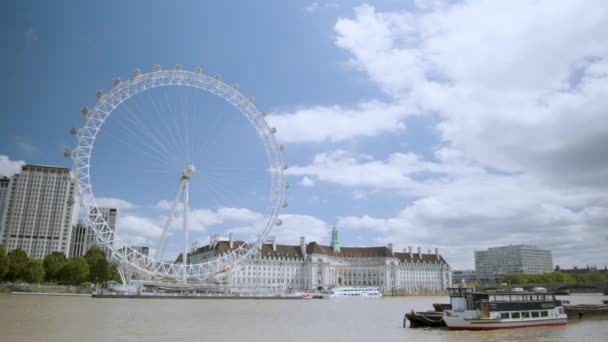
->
2, 0, 608, 270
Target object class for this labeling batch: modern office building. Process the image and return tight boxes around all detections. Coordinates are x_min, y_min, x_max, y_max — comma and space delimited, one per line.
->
0, 177, 9, 218
182, 226, 452, 293
452, 270, 477, 284
90, 207, 118, 258
475, 245, 553, 285
69, 222, 95, 258
0, 164, 76, 258
69, 207, 119, 258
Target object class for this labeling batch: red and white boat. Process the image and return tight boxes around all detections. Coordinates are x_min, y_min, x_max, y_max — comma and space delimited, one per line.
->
301, 293, 313, 300
443, 287, 567, 330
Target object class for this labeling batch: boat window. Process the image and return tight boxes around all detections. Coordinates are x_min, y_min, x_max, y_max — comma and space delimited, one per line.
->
500, 312, 510, 319
540, 311, 548, 317
522, 312, 530, 318
531, 311, 539, 318
511, 312, 521, 319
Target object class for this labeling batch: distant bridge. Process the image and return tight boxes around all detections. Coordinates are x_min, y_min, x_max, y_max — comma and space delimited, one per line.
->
480, 281, 608, 293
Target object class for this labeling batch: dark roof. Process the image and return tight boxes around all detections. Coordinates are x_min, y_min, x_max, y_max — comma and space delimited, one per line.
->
306, 242, 391, 258
23, 164, 71, 172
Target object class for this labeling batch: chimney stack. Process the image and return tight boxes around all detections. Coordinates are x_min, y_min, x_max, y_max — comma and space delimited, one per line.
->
435, 248, 438, 256
408, 246, 412, 259
300, 236, 307, 258
272, 236, 276, 252
388, 243, 393, 255
417, 247, 422, 259
229, 232, 233, 249
258, 235, 262, 251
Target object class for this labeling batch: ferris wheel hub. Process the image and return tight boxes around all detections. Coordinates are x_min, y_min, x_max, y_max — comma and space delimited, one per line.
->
181, 164, 196, 179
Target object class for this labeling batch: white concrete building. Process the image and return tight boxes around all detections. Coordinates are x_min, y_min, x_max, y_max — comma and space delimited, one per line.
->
185, 227, 452, 293
475, 244, 554, 285
0, 164, 76, 258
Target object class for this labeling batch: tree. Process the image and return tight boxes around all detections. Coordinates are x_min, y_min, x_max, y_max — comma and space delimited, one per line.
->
43, 252, 68, 283
107, 263, 121, 283
23, 259, 45, 284
5, 248, 30, 282
85, 246, 109, 283
0, 246, 9, 280
60, 257, 89, 285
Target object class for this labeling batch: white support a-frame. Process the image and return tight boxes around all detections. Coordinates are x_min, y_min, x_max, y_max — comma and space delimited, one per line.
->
155, 165, 195, 282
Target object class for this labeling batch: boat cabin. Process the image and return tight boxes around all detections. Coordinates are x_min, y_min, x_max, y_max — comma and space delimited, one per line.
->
447, 287, 564, 319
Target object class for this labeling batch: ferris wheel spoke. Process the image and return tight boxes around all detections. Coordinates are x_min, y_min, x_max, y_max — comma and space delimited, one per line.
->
119, 102, 186, 167
106, 116, 183, 169
144, 91, 188, 165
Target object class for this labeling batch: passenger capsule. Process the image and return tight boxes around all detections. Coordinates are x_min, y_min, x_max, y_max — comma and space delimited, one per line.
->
153, 64, 161, 72
259, 111, 266, 117
281, 201, 288, 208
282, 163, 289, 170
175, 64, 182, 70
232, 84, 239, 90
133, 68, 140, 78
194, 67, 202, 74
63, 149, 72, 158
214, 74, 221, 81
247, 97, 254, 103
113, 77, 121, 86
279, 145, 284, 152
270, 128, 277, 134
284, 182, 290, 189
275, 219, 283, 226
69, 128, 78, 135
96, 90, 103, 100
81, 106, 89, 116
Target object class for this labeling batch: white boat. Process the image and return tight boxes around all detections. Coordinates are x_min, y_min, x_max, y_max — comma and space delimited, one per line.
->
323, 287, 382, 299
443, 287, 567, 330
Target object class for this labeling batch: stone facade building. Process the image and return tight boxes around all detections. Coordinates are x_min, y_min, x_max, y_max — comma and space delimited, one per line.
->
185, 227, 452, 293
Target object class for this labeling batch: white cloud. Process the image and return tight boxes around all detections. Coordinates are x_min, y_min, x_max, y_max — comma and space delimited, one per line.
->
267, 101, 409, 144
305, 2, 339, 13
286, 149, 483, 195
0, 155, 25, 177
274, 214, 330, 244
225, 214, 330, 246
299, 176, 315, 187
334, 2, 608, 187
352, 190, 366, 200
95, 197, 138, 209
273, 1, 608, 268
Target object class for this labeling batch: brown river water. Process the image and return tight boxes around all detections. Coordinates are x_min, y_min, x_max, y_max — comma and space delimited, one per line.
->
0, 293, 606, 342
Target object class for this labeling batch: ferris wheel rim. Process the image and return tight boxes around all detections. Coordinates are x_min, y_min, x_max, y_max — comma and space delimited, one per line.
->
71, 67, 285, 280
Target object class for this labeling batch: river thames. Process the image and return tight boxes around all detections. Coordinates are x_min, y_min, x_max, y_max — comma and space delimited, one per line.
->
0, 293, 606, 341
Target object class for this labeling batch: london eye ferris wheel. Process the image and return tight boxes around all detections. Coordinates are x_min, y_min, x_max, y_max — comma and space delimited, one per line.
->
65, 65, 287, 282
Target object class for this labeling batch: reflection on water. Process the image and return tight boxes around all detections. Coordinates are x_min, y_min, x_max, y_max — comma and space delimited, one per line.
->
0, 293, 606, 342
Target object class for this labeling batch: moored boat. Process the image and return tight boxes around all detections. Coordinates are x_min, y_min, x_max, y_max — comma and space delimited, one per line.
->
432, 303, 452, 312
405, 310, 445, 328
322, 287, 382, 299
442, 287, 567, 330
564, 304, 608, 319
